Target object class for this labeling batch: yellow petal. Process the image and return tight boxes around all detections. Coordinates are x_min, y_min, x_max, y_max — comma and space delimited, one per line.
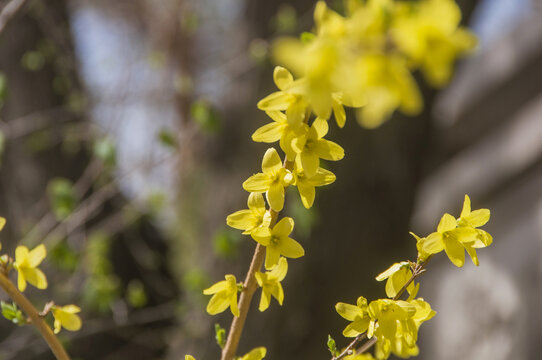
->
312, 117, 329, 138
437, 213, 457, 233
336, 302, 364, 321
460, 194, 471, 218
464, 243, 479, 266
203, 279, 229, 295
227, 210, 259, 231
17, 272, 26, 292
297, 181, 315, 209
421, 232, 444, 254
332, 95, 346, 128
251, 227, 272, 246
267, 182, 285, 211
300, 152, 320, 178
54, 319, 62, 334
252, 122, 284, 143
185, 356, 196, 360
23, 268, 47, 289
241, 347, 267, 360
15, 246, 29, 265
444, 238, 465, 267
265, 110, 287, 124
247, 192, 265, 211
277, 237, 304, 259
0, 217, 5, 232
257, 91, 294, 111
273, 218, 294, 238
207, 292, 231, 315
269, 257, 288, 281
265, 247, 281, 269
343, 318, 370, 337
243, 174, 271, 193
273, 66, 294, 90
375, 262, 405, 281
464, 209, 490, 228
258, 288, 271, 312
314, 139, 344, 161
309, 168, 336, 187
262, 148, 282, 174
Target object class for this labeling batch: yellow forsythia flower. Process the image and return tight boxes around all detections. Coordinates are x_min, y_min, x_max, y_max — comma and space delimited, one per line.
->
292, 162, 335, 209
52, 305, 82, 334
203, 274, 240, 317
255, 257, 288, 311
376, 262, 418, 299
239, 347, 267, 360
335, 296, 371, 337
413, 195, 491, 267
251, 217, 304, 269
227, 193, 271, 235
292, 117, 344, 177
243, 148, 293, 211
252, 110, 305, 161
14, 244, 47, 292
185, 356, 195, 360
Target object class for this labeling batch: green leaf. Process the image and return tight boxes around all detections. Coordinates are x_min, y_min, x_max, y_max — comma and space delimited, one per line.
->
1, 302, 26, 326
47, 178, 77, 220
327, 334, 339, 356
157, 129, 178, 149
300, 32, 316, 44
93, 137, 116, 167
126, 280, 148, 308
190, 99, 221, 133
215, 323, 226, 349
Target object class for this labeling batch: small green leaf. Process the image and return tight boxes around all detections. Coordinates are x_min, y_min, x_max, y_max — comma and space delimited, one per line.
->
300, 32, 316, 44
327, 334, 339, 356
48, 178, 77, 220
1, 302, 26, 326
190, 99, 221, 133
157, 129, 178, 149
215, 323, 226, 349
93, 137, 116, 167
126, 280, 148, 308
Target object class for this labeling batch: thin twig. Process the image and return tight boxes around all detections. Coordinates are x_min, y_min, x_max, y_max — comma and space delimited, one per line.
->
0, 0, 27, 33
221, 159, 295, 360
0, 271, 70, 360
331, 333, 366, 360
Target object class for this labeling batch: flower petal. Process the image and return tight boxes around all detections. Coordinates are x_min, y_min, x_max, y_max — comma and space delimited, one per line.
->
252, 122, 284, 143
273, 66, 293, 90
262, 148, 282, 174
243, 174, 271, 193
277, 237, 304, 259
267, 182, 285, 211
444, 237, 465, 267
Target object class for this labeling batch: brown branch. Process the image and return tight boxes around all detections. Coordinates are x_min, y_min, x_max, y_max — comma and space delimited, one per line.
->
0, 0, 26, 33
221, 159, 295, 360
331, 333, 366, 360
0, 271, 71, 360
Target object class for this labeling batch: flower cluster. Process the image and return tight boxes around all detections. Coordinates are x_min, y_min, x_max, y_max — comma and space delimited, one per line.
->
200, 1, 479, 359
334, 196, 492, 359
0, 218, 82, 334
269, 0, 476, 128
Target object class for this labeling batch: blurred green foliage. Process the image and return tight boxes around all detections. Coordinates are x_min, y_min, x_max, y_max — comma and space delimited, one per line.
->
93, 137, 117, 167
47, 178, 77, 220
126, 280, 148, 308
190, 99, 221, 133
213, 228, 243, 259
1, 302, 26, 326
50, 240, 79, 272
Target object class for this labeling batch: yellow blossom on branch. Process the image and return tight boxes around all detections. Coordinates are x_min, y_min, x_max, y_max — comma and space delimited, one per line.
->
292, 117, 344, 177
243, 148, 293, 211
226, 193, 271, 235
255, 257, 288, 311
239, 347, 267, 360
376, 262, 418, 299
251, 217, 304, 269
292, 162, 336, 209
252, 110, 305, 161
13, 244, 48, 292
203, 274, 240, 317
52, 304, 82, 334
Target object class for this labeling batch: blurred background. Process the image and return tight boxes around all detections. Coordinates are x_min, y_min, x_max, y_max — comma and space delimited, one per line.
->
0, 0, 541, 359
